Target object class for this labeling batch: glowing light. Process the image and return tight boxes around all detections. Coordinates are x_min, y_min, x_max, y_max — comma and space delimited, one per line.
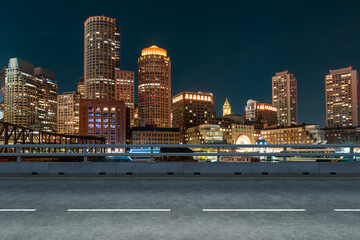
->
141, 45, 167, 57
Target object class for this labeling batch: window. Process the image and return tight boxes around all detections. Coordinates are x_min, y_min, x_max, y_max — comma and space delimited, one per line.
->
88, 124, 94, 128
88, 118, 94, 122
88, 106, 93, 110
88, 113, 94, 117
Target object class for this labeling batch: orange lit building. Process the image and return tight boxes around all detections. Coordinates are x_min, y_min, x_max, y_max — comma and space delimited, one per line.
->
84, 16, 119, 100
138, 45, 171, 128
115, 69, 135, 127
79, 99, 126, 144
172, 91, 216, 143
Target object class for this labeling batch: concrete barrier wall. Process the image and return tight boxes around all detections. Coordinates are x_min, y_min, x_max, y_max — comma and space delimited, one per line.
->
0, 162, 360, 175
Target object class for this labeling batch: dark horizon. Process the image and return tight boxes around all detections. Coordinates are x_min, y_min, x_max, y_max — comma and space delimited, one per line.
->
1, 0, 360, 127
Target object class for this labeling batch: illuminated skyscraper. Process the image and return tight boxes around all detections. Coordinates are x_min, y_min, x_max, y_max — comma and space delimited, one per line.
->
115, 69, 135, 127
138, 45, 171, 127
223, 98, 231, 116
57, 92, 82, 135
4, 58, 58, 131
325, 67, 359, 128
84, 16, 119, 100
272, 70, 297, 126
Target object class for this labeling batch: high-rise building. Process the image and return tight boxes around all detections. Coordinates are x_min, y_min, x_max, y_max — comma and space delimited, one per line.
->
84, 16, 119, 100
223, 98, 231, 116
272, 70, 297, 126
245, 99, 277, 126
138, 45, 171, 128
172, 91, 216, 142
324, 127, 360, 144
79, 99, 126, 145
57, 92, 82, 135
325, 67, 359, 128
4, 58, 58, 131
115, 69, 135, 127
77, 78, 85, 97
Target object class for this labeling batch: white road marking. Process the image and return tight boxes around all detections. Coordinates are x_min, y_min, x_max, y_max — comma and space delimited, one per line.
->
0, 209, 37, 212
67, 209, 171, 212
334, 209, 360, 212
203, 209, 306, 212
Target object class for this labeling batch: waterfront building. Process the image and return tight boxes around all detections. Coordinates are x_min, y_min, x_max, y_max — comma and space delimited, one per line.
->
131, 127, 180, 144
260, 124, 324, 144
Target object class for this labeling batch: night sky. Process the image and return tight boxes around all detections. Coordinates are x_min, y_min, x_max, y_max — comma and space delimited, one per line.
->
1, 0, 360, 127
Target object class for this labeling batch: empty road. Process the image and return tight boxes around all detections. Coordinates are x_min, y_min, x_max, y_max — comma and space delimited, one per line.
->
0, 175, 360, 239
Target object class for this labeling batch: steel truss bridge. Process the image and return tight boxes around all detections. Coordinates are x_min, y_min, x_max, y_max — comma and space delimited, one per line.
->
0, 121, 105, 155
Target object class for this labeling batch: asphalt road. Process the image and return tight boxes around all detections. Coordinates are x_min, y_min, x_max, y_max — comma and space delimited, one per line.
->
0, 176, 360, 240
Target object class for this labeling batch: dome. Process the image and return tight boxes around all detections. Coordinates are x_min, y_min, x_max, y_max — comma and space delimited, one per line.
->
141, 45, 167, 57
255, 137, 267, 145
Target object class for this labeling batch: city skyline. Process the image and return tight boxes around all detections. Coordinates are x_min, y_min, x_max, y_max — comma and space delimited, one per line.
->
1, 1, 360, 127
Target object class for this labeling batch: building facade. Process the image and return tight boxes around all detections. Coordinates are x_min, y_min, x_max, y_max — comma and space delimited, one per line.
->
84, 16, 119, 100
79, 99, 126, 144
172, 91, 216, 143
138, 45, 171, 128
77, 78, 85, 97
115, 69, 135, 127
272, 70, 297, 126
185, 124, 224, 144
325, 67, 359, 128
131, 127, 180, 145
245, 99, 277, 126
57, 92, 82, 135
323, 127, 360, 144
260, 124, 324, 144
4, 58, 58, 131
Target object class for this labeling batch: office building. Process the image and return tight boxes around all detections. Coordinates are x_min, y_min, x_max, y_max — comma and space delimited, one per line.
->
79, 99, 126, 144
323, 127, 360, 144
138, 45, 171, 127
131, 127, 180, 144
245, 99, 277, 126
57, 92, 82, 135
4, 58, 58, 131
260, 124, 324, 144
115, 69, 135, 127
223, 98, 231, 116
272, 70, 297, 126
77, 78, 85, 97
172, 91, 216, 142
84, 16, 119, 100
325, 67, 359, 128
